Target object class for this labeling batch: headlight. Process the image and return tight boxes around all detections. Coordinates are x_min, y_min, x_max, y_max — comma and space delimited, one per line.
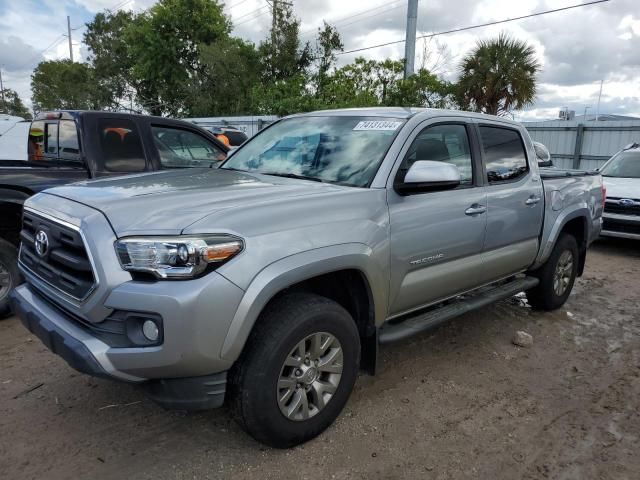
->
115, 235, 243, 279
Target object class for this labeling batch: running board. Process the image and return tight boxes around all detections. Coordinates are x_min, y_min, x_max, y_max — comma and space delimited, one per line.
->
378, 276, 539, 344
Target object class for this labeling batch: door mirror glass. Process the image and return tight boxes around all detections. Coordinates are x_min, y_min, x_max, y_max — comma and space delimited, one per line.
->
397, 160, 461, 194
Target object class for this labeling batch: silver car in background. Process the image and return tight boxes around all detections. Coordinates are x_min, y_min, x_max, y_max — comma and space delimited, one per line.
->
600, 143, 640, 239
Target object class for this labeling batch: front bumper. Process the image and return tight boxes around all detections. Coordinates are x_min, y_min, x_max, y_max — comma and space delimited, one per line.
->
601, 213, 640, 240
10, 279, 242, 410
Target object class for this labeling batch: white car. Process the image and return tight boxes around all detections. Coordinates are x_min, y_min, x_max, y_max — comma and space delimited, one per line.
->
600, 143, 640, 239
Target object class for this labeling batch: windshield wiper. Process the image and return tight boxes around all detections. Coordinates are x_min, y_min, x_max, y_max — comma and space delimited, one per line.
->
261, 172, 326, 183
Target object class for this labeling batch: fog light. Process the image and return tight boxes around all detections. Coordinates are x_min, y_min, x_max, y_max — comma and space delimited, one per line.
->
142, 320, 159, 342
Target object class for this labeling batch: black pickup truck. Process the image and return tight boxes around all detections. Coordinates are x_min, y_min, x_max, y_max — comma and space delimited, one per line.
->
0, 111, 229, 317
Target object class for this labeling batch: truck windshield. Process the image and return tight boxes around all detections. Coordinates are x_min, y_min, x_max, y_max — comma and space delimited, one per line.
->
600, 151, 640, 178
221, 116, 405, 187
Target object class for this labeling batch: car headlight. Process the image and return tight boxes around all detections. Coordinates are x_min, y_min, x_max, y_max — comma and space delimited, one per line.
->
115, 235, 243, 279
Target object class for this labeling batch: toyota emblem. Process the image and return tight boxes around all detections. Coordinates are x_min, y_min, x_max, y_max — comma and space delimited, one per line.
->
35, 230, 49, 257
619, 198, 635, 207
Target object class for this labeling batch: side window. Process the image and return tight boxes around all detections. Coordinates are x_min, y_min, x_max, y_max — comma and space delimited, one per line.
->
98, 119, 146, 172
152, 126, 226, 168
399, 124, 473, 185
480, 126, 528, 183
28, 121, 45, 161
58, 120, 81, 162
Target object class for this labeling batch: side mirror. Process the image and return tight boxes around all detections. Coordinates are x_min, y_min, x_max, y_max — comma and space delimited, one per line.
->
396, 160, 461, 195
533, 141, 553, 168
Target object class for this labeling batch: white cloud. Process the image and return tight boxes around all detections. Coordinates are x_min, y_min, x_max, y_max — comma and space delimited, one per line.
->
0, 0, 638, 118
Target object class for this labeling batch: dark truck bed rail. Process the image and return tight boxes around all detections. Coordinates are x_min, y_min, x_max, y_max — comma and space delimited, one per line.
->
539, 167, 600, 178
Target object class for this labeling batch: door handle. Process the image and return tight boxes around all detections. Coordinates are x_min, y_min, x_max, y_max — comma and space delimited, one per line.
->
465, 204, 487, 216
525, 195, 541, 206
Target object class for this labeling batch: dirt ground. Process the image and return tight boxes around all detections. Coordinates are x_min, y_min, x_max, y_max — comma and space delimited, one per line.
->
1, 238, 638, 480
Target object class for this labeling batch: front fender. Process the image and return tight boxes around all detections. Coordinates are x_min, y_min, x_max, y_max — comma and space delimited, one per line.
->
219, 243, 387, 361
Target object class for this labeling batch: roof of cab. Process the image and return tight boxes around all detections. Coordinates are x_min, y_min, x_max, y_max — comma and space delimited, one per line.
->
289, 107, 523, 126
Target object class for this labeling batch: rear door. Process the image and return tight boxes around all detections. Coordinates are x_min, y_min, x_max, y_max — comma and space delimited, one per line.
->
477, 123, 544, 281
387, 119, 488, 316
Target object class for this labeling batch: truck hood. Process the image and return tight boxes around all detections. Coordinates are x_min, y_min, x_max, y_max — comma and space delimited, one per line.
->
603, 176, 640, 199
43, 168, 351, 236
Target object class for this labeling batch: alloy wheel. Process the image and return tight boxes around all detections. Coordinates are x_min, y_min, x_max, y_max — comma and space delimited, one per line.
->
277, 332, 343, 421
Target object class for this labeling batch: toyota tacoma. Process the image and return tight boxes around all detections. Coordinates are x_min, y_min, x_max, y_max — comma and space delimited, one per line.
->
11, 108, 604, 447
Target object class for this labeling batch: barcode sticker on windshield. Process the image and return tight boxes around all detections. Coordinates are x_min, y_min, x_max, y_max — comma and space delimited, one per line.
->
353, 121, 403, 131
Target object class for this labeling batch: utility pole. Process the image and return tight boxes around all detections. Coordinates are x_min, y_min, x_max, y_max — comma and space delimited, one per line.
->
67, 16, 74, 62
0, 66, 5, 114
404, 0, 419, 79
271, 0, 277, 46
595, 80, 603, 121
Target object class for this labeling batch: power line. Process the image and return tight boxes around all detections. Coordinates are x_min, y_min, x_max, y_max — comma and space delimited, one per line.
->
329, 3, 405, 33
227, 0, 249, 9
234, 4, 269, 21
299, 2, 392, 36
338, 0, 611, 56
107, 0, 133, 12
234, 8, 271, 27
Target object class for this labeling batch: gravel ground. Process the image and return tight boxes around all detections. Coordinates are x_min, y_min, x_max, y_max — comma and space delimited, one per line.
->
1, 238, 638, 480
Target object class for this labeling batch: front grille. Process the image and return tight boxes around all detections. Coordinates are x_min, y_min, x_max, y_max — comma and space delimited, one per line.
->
604, 198, 640, 216
20, 211, 96, 300
603, 219, 640, 235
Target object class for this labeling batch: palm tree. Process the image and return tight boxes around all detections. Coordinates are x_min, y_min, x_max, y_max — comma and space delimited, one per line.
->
458, 33, 540, 116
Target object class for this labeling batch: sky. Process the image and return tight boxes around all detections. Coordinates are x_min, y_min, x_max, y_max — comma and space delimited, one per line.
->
0, 0, 638, 120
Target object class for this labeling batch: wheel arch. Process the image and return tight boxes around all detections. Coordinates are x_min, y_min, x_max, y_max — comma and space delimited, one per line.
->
0, 194, 27, 246
220, 243, 386, 374
533, 206, 590, 274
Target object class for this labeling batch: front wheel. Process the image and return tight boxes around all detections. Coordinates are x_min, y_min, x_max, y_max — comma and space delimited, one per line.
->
526, 233, 579, 311
228, 292, 360, 448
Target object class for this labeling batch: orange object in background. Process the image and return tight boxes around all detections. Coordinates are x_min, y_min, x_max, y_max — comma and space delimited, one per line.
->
103, 127, 132, 141
216, 134, 230, 147
28, 126, 44, 161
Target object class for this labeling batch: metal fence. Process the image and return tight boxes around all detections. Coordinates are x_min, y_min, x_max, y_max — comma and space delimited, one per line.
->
523, 120, 640, 170
183, 115, 278, 137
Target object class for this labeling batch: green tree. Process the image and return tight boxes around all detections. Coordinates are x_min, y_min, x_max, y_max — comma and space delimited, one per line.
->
125, 0, 231, 115
31, 60, 103, 112
188, 37, 260, 116
313, 21, 343, 98
458, 33, 540, 116
258, 1, 312, 83
318, 58, 455, 110
83, 9, 137, 110
0, 88, 32, 119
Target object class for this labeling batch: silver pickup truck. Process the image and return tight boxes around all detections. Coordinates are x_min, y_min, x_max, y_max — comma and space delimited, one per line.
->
11, 108, 604, 447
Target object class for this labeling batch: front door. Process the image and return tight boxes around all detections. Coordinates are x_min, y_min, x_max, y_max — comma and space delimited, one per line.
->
387, 121, 488, 317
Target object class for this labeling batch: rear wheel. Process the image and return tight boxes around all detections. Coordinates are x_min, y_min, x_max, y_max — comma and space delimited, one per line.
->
228, 292, 360, 448
526, 234, 579, 311
0, 239, 21, 319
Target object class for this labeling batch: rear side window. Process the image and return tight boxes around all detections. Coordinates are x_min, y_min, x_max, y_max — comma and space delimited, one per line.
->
58, 120, 81, 162
98, 119, 146, 172
480, 126, 528, 183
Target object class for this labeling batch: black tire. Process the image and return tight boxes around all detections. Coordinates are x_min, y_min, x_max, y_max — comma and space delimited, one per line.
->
228, 292, 360, 448
0, 238, 21, 320
526, 234, 579, 311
